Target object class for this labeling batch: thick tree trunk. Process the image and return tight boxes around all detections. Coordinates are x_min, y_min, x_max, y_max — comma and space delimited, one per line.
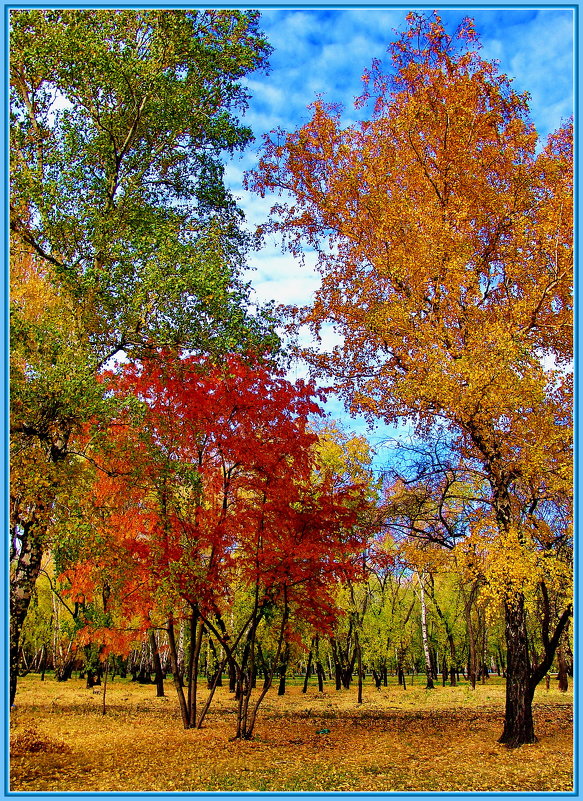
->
498, 594, 536, 747
499, 577, 572, 747
10, 521, 46, 706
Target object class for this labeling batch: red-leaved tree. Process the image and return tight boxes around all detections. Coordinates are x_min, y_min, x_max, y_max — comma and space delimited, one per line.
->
62, 353, 369, 737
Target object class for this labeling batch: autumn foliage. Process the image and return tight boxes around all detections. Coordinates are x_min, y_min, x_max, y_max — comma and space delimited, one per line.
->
247, 12, 572, 747
61, 353, 370, 735
10, 8, 572, 762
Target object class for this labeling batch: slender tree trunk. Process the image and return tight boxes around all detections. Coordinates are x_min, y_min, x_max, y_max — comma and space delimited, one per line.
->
314, 633, 325, 692
277, 642, 290, 696
557, 646, 569, 692
316, 660, 325, 693
101, 657, 109, 715
417, 573, 434, 690
330, 638, 342, 690
397, 648, 406, 690
228, 658, 237, 692
187, 615, 204, 727
39, 645, 47, 681
197, 654, 230, 729
255, 642, 270, 689
237, 617, 260, 738
167, 617, 189, 729
243, 601, 289, 740
448, 635, 457, 686
207, 638, 223, 689
149, 629, 165, 697
302, 646, 314, 693
463, 596, 478, 689
497, 644, 506, 678
356, 631, 363, 704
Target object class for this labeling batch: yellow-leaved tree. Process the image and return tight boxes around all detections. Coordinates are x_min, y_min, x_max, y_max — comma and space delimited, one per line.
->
248, 12, 572, 746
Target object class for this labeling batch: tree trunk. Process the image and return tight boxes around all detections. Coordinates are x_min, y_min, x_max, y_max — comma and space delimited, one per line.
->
356, 632, 363, 704
149, 629, 165, 697
418, 573, 434, 690
167, 617, 189, 729
277, 643, 290, 696
498, 594, 536, 747
557, 646, 569, 692
397, 646, 406, 689
316, 659, 325, 693
229, 658, 237, 693
101, 657, 109, 715
207, 637, 223, 689
238, 600, 289, 740
10, 520, 45, 706
302, 646, 313, 693
255, 642, 271, 689
497, 644, 506, 678
330, 638, 342, 690
314, 633, 325, 692
187, 613, 204, 727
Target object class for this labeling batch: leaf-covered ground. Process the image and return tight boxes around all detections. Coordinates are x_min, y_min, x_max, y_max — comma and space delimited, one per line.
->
10, 674, 573, 792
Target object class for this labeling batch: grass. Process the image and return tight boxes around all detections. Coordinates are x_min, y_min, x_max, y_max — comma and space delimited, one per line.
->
10, 672, 573, 793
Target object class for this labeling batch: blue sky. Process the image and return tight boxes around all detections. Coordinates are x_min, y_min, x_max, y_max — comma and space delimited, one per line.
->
223, 8, 574, 467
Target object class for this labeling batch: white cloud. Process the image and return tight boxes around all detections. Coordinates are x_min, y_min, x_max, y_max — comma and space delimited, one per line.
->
245, 250, 319, 307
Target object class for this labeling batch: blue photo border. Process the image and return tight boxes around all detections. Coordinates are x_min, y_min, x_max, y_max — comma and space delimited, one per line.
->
1, 2, 579, 800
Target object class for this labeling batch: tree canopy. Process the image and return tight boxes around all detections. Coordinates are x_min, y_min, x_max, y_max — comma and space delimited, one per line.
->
9, 9, 279, 707
247, 12, 572, 747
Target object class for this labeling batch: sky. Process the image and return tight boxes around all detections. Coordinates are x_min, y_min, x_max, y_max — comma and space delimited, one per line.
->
225, 8, 574, 467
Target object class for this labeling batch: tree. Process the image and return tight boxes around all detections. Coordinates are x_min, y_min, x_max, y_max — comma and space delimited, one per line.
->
60, 353, 367, 738
248, 12, 572, 746
10, 9, 277, 705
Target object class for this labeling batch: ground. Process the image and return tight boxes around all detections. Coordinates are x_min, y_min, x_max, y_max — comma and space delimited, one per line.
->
10, 673, 573, 793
